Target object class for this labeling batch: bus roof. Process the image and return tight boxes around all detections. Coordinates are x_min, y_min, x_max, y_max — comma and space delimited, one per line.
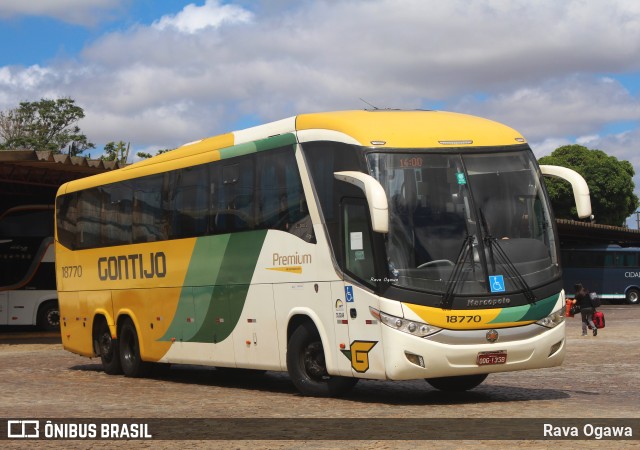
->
58, 110, 526, 195
296, 110, 524, 148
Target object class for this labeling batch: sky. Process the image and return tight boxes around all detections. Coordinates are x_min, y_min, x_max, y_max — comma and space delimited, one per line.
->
1, 0, 640, 225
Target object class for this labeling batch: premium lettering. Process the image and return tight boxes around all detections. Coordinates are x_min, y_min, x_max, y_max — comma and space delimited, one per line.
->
272, 252, 312, 266
98, 252, 167, 281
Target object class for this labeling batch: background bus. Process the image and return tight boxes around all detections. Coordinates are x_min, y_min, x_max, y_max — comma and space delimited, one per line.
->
0, 205, 59, 330
561, 245, 640, 305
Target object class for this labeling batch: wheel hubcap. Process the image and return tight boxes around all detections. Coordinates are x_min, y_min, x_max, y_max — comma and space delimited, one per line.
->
100, 333, 113, 359
303, 342, 328, 380
47, 310, 60, 327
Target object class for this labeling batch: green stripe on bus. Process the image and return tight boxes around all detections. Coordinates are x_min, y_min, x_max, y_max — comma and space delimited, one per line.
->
219, 133, 296, 159
159, 230, 268, 343
219, 141, 257, 159
488, 293, 559, 324
190, 230, 266, 342
255, 133, 296, 151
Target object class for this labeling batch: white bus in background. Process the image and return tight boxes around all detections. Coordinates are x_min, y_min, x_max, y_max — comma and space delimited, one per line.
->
0, 205, 59, 331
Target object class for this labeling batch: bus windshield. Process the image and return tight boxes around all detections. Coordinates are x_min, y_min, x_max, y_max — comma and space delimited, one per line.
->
367, 147, 559, 297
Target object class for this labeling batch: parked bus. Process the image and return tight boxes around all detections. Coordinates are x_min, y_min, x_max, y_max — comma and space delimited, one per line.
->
0, 205, 59, 331
54, 110, 590, 396
561, 244, 640, 305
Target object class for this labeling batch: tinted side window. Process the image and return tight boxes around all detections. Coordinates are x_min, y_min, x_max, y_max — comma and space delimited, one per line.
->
302, 141, 367, 262
56, 145, 315, 248
256, 147, 314, 242
343, 200, 376, 286
214, 158, 255, 234
76, 188, 102, 249
101, 183, 133, 246
169, 165, 210, 239
133, 173, 169, 243
56, 193, 78, 249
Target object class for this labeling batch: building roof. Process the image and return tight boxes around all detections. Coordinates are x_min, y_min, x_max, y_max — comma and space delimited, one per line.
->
557, 219, 640, 246
0, 150, 125, 212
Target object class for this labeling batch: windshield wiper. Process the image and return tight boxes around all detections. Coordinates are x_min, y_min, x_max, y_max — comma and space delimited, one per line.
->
478, 208, 537, 304
440, 235, 475, 309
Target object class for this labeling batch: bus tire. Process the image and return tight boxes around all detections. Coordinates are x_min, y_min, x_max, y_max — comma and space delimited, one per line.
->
95, 320, 122, 375
426, 374, 488, 392
37, 301, 60, 331
626, 288, 640, 305
286, 321, 358, 397
119, 318, 150, 378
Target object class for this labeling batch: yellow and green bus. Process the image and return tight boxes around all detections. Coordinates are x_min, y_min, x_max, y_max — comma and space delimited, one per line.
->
55, 110, 590, 396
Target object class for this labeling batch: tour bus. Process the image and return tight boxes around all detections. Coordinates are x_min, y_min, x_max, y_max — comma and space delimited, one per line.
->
54, 110, 591, 396
561, 245, 640, 305
0, 205, 59, 331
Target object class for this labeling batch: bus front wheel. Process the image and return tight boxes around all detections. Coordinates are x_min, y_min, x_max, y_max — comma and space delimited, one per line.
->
119, 318, 150, 378
287, 322, 358, 397
426, 374, 488, 392
95, 320, 122, 375
626, 288, 640, 305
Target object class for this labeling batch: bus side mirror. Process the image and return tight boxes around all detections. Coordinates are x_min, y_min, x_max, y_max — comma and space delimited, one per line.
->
334, 171, 389, 233
540, 165, 592, 219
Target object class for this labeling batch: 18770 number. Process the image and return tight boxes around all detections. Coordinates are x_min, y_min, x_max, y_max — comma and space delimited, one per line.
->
445, 315, 481, 323
61, 265, 83, 278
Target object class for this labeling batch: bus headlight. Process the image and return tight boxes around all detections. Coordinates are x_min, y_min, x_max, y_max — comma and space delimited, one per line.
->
535, 308, 565, 329
370, 307, 441, 337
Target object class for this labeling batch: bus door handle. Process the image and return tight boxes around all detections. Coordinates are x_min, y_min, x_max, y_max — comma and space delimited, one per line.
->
350, 308, 357, 319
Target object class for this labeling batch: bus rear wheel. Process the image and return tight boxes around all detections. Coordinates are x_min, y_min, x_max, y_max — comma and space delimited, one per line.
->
119, 318, 150, 378
287, 322, 358, 397
626, 288, 640, 305
95, 320, 122, 375
426, 374, 488, 392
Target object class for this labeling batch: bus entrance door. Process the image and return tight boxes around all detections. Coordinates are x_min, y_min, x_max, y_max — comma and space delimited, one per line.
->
335, 282, 385, 379
331, 281, 353, 377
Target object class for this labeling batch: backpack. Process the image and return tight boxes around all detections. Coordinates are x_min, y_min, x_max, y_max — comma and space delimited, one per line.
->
589, 292, 601, 308
593, 310, 605, 329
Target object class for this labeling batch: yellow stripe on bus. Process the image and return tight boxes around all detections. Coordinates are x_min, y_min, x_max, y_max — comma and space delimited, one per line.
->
404, 303, 536, 330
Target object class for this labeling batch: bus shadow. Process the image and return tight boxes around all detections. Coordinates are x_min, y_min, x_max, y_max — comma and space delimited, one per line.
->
68, 363, 571, 404
343, 382, 572, 405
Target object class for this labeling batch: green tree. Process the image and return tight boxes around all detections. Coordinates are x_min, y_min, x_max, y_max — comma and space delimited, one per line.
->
539, 144, 639, 226
136, 148, 173, 159
101, 141, 130, 164
0, 98, 95, 154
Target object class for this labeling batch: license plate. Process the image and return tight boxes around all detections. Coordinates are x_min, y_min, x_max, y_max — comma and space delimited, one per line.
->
477, 351, 507, 366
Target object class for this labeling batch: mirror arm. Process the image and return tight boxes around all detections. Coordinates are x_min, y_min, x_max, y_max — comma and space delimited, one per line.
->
540, 165, 592, 219
333, 171, 389, 233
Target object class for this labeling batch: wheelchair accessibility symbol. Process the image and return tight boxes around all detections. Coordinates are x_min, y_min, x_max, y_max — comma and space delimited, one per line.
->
489, 275, 505, 293
345, 285, 354, 302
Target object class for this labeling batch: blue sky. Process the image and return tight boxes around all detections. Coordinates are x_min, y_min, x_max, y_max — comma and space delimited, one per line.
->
1, 0, 640, 225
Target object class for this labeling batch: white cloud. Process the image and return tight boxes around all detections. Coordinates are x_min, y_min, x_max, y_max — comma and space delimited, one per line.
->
457, 76, 640, 142
529, 137, 573, 158
153, 0, 254, 34
1, 0, 640, 153
0, 0, 123, 25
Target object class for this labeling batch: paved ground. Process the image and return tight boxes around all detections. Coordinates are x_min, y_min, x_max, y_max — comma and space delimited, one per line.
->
0, 305, 638, 449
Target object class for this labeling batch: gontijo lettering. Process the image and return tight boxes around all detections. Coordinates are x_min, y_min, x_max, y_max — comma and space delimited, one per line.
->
98, 252, 167, 280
